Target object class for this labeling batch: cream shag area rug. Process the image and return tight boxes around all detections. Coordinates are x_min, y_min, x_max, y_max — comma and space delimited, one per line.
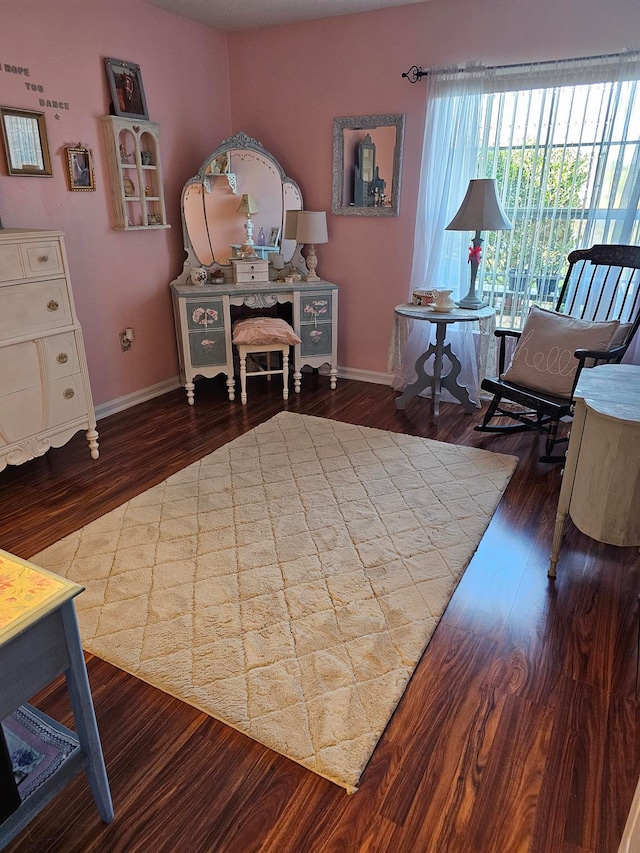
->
33, 413, 517, 792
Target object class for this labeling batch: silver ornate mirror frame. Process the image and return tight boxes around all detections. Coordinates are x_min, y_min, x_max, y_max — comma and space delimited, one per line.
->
178, 131, 303, 280
331, 114, 405, 217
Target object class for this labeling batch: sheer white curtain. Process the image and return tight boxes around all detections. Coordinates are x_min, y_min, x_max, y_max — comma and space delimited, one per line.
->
392, 66, 486, 402
393, 51, 640, 396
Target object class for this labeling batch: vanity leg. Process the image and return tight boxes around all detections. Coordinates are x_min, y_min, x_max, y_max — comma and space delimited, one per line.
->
330, 367, 338, 390
266, 352, 271, 381
239, 354, 248, 405
226, 376, 236, 402
85, 427, 100, 460
283, 353, 289, 400
294, 370, 302, 393
185, 381, 195, 406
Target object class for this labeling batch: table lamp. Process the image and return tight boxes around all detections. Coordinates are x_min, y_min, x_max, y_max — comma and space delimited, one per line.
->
237, 193, 259, 246
295, 210, 328, 282
446, 178, 513, 309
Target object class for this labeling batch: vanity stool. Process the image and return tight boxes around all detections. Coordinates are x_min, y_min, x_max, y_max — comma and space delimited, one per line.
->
232, 317, 301, 405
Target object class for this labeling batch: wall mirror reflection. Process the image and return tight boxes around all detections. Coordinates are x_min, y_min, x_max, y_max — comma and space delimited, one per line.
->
0, 107, 52, 177
332, 114, 405, 216
178, 131, 303, 280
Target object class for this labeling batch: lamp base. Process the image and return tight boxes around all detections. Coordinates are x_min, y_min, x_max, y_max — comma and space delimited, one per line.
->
457, 293, 486, 309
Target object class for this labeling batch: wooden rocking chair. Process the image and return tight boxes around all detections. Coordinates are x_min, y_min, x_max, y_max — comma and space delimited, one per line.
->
475, 244, 640, 462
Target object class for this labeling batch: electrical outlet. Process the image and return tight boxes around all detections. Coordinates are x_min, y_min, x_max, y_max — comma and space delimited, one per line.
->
119, 331, 132, 352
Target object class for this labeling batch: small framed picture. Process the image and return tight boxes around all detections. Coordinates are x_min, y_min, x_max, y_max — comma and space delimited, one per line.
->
104, 57, 149, 120
268, 226, 281, 248
0, 107, 52, 177
66, 146, 95, 191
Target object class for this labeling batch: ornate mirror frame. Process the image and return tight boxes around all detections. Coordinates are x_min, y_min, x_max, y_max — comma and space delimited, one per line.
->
178, 131, 303, 282
331, 114, 405, 217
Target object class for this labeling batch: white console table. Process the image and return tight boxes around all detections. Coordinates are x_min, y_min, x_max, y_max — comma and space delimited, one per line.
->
170, 279, 338, 404
548, 363, 640, 577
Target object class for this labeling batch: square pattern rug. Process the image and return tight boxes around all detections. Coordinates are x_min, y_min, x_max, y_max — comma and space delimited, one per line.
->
33, 413, 518, 792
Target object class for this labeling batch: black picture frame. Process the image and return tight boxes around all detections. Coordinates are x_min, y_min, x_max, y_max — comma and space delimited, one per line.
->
104, 57, 149, 120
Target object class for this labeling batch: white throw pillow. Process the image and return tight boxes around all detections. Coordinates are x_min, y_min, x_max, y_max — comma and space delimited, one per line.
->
502, 305, 621, 398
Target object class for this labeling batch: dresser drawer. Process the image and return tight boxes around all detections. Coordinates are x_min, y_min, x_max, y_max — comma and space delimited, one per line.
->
231, 259, 269, 283
0, 239, 64, 283
186, 299, 224, 332
20, 240, 64, 278
0, 280, 73, 339
188, 329, 227, 367
0, 244, 23, 282
300, 294, 332, 323
0, 334, 80, 396
0, 373, 88, 446
47, 374, 89, 427
299, 321, 333, 357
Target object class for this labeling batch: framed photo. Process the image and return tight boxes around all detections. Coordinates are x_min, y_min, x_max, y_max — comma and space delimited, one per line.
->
0, 107, 52, 176
104, 57, 149, 120
268, 226, 281, 248
66, 146, 95, 191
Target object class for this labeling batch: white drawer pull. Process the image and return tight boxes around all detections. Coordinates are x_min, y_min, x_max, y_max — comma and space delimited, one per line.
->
39, 255, 49, 263
47, 299, 59, 312
63, 388, 75, 399
57, 352, 68, 364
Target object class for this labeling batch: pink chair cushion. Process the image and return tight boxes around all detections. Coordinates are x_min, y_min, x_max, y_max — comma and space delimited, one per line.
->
232, 317, 301, 346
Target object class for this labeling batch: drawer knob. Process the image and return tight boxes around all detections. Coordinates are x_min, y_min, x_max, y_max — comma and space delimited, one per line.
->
63, 388, 75, 399
39, 255, 49, 263
47, 299, 59, 312
57, 352, 69, 364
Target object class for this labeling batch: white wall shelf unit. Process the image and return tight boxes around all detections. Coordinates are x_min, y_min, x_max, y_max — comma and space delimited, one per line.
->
102, 116, 170, 232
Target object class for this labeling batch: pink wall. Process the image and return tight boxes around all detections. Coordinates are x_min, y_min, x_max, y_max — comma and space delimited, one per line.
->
0, 0, 230, 406
2, 0, 638, 408
228, 0, 640, 375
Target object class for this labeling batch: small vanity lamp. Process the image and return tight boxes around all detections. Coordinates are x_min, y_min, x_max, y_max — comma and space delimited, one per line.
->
446, 178, 513, 309
295, 211, 328, 282
237, 193, 260, 246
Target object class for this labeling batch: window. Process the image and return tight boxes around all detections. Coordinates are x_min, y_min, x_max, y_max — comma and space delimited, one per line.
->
481, 75, 640, 326
409, 52, 640, 330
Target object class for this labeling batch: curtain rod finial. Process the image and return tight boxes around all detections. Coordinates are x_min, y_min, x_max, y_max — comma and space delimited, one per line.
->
402, 66, 424, 83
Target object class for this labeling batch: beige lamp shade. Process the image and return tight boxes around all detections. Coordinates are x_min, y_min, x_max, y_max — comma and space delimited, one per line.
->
237, 193, 260, 215
284, 209, 300, 241
295, 210, 328, 245
445, 179, 512, 231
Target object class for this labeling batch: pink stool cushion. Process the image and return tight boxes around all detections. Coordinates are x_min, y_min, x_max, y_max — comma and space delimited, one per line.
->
232, 317, 301, 346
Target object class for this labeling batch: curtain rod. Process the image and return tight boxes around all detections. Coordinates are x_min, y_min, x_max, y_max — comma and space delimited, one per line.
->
402, 50, 640, 83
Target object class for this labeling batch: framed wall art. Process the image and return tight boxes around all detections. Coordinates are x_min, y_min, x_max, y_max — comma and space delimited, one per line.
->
268, 226, 281, 247
0, 107, 52, 177
66, 146, 95, 191
104, 57, 149, 120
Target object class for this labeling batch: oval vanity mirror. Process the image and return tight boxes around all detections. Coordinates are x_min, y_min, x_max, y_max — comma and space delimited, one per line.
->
331, 114, 405, 216
179, 131, 303, 277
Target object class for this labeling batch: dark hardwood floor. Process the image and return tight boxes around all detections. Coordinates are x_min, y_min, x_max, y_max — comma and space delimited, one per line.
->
1, 374, 638, 853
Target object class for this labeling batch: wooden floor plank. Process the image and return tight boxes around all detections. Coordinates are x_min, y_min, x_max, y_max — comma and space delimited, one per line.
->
1, 377, 639, 852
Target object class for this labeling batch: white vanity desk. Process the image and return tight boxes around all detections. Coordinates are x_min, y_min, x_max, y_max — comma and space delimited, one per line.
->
170, 278, 338, 404
171, 132, 340, 405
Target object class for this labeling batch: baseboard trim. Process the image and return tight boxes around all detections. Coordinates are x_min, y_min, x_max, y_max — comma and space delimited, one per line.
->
95, 377, 181, 420
95, 367, 393, 421
335, 366, 394, 386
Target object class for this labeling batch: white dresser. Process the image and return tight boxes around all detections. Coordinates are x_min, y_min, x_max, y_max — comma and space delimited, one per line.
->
0, 229, 98, 470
